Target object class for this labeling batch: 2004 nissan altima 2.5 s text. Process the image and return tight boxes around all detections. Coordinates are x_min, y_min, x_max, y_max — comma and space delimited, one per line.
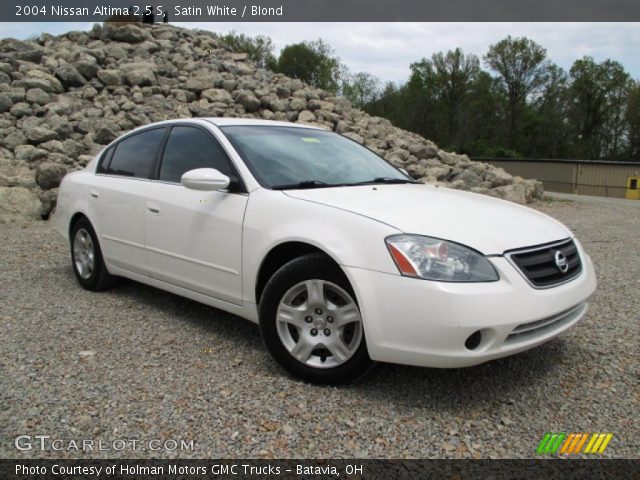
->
52, 118, 597, 384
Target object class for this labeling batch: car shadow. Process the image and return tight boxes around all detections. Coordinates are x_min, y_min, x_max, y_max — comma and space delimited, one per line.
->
69, 269, 572, 408
98, 276, 265, 350
345, 339, 570, 409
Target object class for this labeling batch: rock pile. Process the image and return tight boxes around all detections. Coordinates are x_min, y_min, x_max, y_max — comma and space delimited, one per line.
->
0, 23, 543, 222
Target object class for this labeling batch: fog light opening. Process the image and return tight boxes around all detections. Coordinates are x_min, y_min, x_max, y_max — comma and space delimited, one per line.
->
465, 330, 482, 350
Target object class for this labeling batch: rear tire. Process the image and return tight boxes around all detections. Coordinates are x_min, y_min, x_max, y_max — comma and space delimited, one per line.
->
259, 253, 373, 384
70, 217, 117, 291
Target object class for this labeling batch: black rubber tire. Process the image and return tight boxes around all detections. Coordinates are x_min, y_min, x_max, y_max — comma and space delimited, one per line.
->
70, 217, 117, 291
259, 253, 373, 384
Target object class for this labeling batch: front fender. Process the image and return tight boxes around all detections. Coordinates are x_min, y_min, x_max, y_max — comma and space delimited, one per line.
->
241, 188, 402, 304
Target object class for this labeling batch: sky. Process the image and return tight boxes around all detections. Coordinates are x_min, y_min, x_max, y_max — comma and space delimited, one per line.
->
1, 22, 638, 84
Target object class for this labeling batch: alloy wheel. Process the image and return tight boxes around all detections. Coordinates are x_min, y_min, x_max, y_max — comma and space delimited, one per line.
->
275, 279, 363, 369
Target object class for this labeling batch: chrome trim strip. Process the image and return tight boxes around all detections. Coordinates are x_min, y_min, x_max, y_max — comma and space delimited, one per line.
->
103, 235, 239, 275
145, 245, 239, 276
505, 303, 587, 344
102, 234, 145, 249
511, 303, 584, 334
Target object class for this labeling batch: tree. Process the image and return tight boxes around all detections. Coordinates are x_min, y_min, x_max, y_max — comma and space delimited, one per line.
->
275, 39, 343, 92
527, 64, 570, 158
484, 36, 550, 148
400, 49, 482, 151
568, 57, 632, 159
219, 31, 276, 70
430, 49, 481, 148
625, 82, 640, 160
342, 72, 382, 108
462, 71, 509, 156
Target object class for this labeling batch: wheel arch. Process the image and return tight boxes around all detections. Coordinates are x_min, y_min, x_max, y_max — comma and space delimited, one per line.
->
255, 241, 345, 305
69, 211, 90, 238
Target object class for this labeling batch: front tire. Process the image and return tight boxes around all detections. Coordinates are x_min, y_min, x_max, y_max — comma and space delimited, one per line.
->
259, 253, 373, 384
70, 217, 117, 291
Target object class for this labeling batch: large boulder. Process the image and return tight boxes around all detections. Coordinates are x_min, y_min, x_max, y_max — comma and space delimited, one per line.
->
484, 167, 515, 187
185, 75, 221, 93
124, 69, 156, 87
26, 126, 59, 144
73, 54, 100, 79
453, 169, 484, 188
0, 92, 13, 112
97, 69, 124, 86
235, 90, 261, 112
408, 143, 439, 160
0, 159, 35, 188
16, 71, 64, 94
297, 110, 316, 123
35, 162, 67, 190
55, 65, 87, 88
104, 24, 151, 43
0, 187, 43, 223
94, 126, 118, 145
201, 88, 233, 104
0, 38, 45, 62
25, 88, 50, 105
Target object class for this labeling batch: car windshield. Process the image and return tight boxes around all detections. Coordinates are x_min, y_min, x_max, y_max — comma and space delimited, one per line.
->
220, 125, 413, 189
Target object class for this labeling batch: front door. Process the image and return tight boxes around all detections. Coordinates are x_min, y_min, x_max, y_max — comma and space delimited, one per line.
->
144, 125, 247, 304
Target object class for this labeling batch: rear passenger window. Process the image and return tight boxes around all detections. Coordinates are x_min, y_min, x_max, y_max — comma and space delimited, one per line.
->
97, 146, 114, 174
107, 128, 164, 178
159, 126, 237, 184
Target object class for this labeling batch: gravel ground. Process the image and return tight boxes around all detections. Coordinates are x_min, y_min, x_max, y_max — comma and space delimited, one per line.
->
1, 193, 638, 459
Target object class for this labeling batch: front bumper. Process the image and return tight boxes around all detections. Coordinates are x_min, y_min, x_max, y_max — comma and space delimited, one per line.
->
344, 241, 597, 368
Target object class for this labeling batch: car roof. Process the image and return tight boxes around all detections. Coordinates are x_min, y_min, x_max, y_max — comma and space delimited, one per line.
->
133, 118, 326, 130
204, 118, 324, 129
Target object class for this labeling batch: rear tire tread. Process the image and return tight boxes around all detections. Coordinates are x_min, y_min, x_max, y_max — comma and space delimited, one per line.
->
70, 217, 117, 291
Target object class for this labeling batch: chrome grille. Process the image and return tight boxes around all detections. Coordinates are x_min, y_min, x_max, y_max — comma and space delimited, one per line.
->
507, 239, 582, 288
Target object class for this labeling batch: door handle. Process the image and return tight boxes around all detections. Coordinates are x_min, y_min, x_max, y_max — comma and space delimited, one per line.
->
146, 202, 160, 214
89, 189, 99, 198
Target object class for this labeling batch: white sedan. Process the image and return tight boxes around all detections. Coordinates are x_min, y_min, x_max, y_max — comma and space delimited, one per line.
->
53, 118, 597, 384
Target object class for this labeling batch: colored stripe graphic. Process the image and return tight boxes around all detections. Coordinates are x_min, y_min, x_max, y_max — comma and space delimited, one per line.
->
597, 433, 613, 453
560, 434, 577, 453
536, 433, 552, 454
538, 433, 613, 454
572, 433, 589, 453
537, 433, 566, 454
584, 433, 599, 453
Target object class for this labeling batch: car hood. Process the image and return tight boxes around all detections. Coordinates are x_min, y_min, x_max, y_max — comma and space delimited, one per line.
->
283, 183, 571, 255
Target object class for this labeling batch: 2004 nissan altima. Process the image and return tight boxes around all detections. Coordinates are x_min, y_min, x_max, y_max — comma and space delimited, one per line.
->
53, 118, 597, 384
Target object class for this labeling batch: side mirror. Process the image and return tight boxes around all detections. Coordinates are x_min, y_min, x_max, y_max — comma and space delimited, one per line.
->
399, 168, 410, 177
181, 168, 230, 191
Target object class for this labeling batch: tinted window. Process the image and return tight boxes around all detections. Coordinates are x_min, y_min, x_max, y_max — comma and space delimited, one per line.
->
220, 126, 408, 188
97, 146, 114, 174
107, 128, 164, 178
159, 126, 236, 184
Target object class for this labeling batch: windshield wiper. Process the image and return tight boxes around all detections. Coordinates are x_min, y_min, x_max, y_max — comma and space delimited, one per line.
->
348, 177, 418, 186
272, 180, 333, 190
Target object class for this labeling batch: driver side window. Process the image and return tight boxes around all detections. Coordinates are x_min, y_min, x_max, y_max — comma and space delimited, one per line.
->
158, 126, 239, 187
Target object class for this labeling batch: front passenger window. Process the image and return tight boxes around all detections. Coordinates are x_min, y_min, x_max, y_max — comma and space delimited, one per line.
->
159, 126, 238, 186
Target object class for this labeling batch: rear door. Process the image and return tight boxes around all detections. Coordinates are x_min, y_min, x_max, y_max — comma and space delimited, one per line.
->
88, 126, 166, 276
144, 124, 248, 304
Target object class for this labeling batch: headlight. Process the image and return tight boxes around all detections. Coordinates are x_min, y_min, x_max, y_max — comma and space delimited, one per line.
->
385, 235, 499, 282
